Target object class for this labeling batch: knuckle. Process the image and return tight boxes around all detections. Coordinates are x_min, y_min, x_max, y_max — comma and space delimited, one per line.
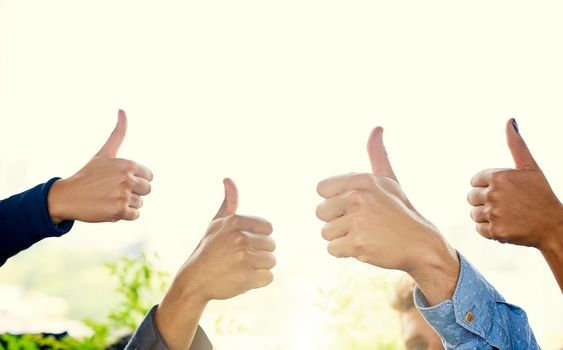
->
349, 213, 363, 231
146, 169, 154, 182
327, 244, 337, 257
485, 190, 499, 203
357, 254, 370, 264
469, 208, 478, 221
235, 250, 249, 264
235, 272, 249, 287
315, 204, 325, 220
120, 159, 136, 172
120, 174, 136, 188
320, 224, 331, 241
114, 187, 127, 201
490, 170, 510, 186
226, 214, 241, 227
466, 190, 474, 204
356, 173, 377, 188
351, 234, 366, 250
144, 182, 152, 195
265, 254, 277, 269
117, 189, 131, 203
488, 207, 501, 220
233, 232, 249, 248
264, 221, 274, 234
316, 182, 325, 196
264, 271, 274, 285
264, 236, 277, 251
114, 205, 129, 220
255, 271, 274, 288
470, 173, 479, 186
347, 190, 367, 207
488, 223, 504, 240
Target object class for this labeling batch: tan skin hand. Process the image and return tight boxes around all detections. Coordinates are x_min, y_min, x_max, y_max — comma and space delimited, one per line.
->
468, 119, 563, 292
155, 179, 276, 350
47, 110, 153, 224
316, 127, 460, 306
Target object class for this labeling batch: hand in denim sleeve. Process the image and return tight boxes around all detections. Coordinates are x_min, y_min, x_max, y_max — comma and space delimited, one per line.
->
414, 253, 540, 350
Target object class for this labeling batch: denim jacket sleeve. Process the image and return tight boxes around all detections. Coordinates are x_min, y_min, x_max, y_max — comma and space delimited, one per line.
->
414, 253, 540, 350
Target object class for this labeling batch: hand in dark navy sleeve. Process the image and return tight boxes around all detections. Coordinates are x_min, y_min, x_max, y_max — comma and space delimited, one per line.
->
0, 110, 153, 266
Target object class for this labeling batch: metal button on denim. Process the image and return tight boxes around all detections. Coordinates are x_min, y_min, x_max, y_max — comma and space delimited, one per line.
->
465, 311, 475, 324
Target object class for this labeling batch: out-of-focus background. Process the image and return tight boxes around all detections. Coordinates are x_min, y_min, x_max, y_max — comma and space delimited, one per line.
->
1, 1, 562, 349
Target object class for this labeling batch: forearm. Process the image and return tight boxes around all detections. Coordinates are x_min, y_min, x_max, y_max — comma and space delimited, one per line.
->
541, 238, 563, 293
540, 203, 563, 292
154, 278, 209, 350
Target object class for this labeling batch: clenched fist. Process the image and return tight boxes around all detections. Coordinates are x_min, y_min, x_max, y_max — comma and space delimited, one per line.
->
155, 179, 276, 350
316, 127, 459, 305
47, 110, 153, 223
468, 119, 563, 291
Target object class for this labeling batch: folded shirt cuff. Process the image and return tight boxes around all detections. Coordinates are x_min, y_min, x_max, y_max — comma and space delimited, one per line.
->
41, 177, 74, 235
413, 252, 501, 347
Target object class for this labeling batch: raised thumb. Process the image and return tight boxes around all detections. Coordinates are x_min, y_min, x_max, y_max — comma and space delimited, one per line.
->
97, 109, 128, 158
367, 126, 399, 182
506, 118, 538, 170
213, 178, 239, 220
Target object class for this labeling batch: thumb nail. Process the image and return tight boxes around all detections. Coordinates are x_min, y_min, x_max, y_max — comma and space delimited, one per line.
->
512, 118, 520, 135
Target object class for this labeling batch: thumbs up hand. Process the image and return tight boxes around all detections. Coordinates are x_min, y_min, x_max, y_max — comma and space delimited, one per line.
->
468, 119, 563, 249
47, 110, 154, 223
316, 127, 459, 306
170, 178, 276, 302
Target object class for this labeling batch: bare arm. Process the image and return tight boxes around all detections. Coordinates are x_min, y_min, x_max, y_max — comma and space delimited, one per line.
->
154, 179, 276, 349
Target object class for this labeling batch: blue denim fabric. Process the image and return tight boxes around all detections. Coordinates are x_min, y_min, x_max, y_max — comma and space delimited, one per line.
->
414, 254, 540, 350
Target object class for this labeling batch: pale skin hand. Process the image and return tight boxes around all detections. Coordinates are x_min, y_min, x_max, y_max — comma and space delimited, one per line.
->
155, 179, 276, 350
47, 110, 153, 224
468, 119, 563, 292
316, 127, 460, 306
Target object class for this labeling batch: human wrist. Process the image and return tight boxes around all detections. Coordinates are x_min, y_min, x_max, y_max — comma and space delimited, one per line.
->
156, 278, 207, 322
406, 233, 460, 306
47, 178, 73, 225
539, 203, 563, 254
158, 281, 208, 320
167, 265, 211, 308
155, 277, 209, 350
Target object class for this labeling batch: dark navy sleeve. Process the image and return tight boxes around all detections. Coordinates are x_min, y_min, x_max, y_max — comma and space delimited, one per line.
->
0, 177, 74, 266
125, 305, 212, 350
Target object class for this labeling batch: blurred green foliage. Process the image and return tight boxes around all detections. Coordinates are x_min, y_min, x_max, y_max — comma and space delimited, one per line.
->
1, 254, 407, 350
318, 271, 403, 350
0, 253, 169, 350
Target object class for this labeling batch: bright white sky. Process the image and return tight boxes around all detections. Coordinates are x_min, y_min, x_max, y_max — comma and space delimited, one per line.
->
1, 1, 563, 349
